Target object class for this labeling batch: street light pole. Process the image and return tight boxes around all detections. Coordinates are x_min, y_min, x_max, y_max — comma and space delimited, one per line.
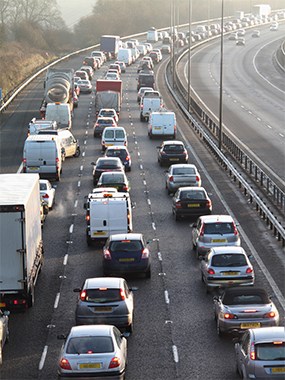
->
187, 0, 192, 111
218, 0, 224, 150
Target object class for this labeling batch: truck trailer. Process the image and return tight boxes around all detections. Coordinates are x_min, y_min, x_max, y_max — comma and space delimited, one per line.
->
95, 79, 123, 116
100, 35, 120, 59
0, 173, 44, 310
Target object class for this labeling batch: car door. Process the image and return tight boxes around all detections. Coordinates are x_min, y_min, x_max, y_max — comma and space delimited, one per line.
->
192, 217, 202, 245
236, 331, 251, 377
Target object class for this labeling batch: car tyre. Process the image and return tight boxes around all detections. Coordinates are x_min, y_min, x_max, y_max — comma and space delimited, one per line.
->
87, 235, 92, 246
175, 213, 181, 221
146, 268, 151, 278
216, 320, 224, 337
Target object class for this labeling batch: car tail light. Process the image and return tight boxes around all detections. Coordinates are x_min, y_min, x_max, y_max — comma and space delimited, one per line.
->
206, 200, 212, 208
222, 313, 235, 319
264, 311, 276, 318
109, 357, 120, 368
169, 176, 174, 182
42, 194, 49, 199
141, 248, 149, 259
246, 267, 253, 273
207, 268, 215, 275
60, 358, 72, 370
175, 201, 182, 209
103, 249, 112, 260
125, 155, 130, 161
250, 343, 256, 360
196, 175, 200, 183
232, 222, 238, 236
80, 290, 87, 301
122, 185, 128, 191
86, 211, 90, 222
56, 157, 59, 170
120, 288, 126, 300
13, 299, 26, 305
200, 224, 205, 237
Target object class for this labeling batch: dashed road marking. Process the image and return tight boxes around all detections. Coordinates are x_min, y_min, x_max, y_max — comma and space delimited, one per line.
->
39, 345, 48, 370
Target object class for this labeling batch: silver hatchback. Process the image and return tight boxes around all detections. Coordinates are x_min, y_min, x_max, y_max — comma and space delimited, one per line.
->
74, 277, 134, 333
192, 214, 241, 258
235, 327, 285, 379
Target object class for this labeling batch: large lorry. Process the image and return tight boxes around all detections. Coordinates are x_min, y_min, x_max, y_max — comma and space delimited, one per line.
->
235, 11, 244, 20
0, 173, 44, 310
40, 68, 74, 118
100, 35, 120, 59
253, 4, 271, 18
95, 79, 123, 116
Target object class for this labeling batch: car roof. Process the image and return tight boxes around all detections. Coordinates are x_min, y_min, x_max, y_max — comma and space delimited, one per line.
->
199, 214, 235, 223
106, 146, 128, 151
222, 287, 270, 304
69, 324, 113, 338
92, 187, 118, 193
100, 171, 125, 177
162, 140, 184, 145
96, 157, 121, 163
103, 126, 126, 131
251, 327, 285, 343
84, 277, 124, 289
109, 233, 143, 241
170, 164, 197, 169
99, 108, 116, 113
178, 186, 206, 192
210, 247, 245, 254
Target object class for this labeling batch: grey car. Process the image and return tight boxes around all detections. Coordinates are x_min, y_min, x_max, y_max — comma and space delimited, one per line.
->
0, 309, 10, 365
235, 327, 285, 379
57, 324, 127, 379
192, 214, 241, 258
74, 277, 134, 333
165, 164, 201, 194
200, 247, 254, 293
213, 287, 279, 337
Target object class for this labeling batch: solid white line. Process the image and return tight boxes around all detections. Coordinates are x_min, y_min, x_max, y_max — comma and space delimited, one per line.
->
69, 224, 74, 234
172, 345, 179, 363
54, 293, 60, 309
63, 254, 68, 266
39, 345, 48, 370
164, 290, 170, 304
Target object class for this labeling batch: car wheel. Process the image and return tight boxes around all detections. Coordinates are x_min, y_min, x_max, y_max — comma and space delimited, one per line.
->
146, 268, 151, 278
201, 273, 204, 283
206, 285, 211, 294
175, 213, 181, 221
74, 147, 80, 157
87, 235, 92, 246
126, 320, 133, 334
140, 113, 144, 122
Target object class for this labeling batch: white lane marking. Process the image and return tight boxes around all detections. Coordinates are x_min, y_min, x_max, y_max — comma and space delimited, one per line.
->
138, 152, 141, 157
78, 181, 81, 187
164, 290, 170, 304
82, 152, 85, 157
80, 165, 83, 171
267, 125, 272, 129
84, 140, 87, 145
74, 200, 78, 208
69, 224, 74, 234
279, 133, 284, 138
157, 252, 162, 261
147, 199, 151, 206
86, 121, 89, 125
177, 128, 285, 311
85, 130, 88, 135
39, 345, 48, 370
152, 222, 156, 230
135, 141, 138, 145
63, 254, 68, 266
140, 164, 143, 170
143, 180, 146, 186
172, 345, 179, 363
54, 293, 60, 309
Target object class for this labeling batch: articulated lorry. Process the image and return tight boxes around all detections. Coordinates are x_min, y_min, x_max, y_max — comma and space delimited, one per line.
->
40, 68, 74, 118
0, 174, 44, 310
95, 79, 123, 116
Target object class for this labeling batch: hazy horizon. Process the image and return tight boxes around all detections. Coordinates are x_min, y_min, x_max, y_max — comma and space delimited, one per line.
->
57, 0, 96, 29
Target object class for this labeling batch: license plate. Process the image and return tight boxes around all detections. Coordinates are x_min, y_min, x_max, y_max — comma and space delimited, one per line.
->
29, 167, 39, 171
211, 239, 227, 243
154, 127, 161, 130
271, 368, 285, 373
93, 231, 106, 236
0, 302, 6, 308
188, 204, 200, 208
119, 258, 135, 262
222, 271, 239, 275
94, 307, 112, 312
79, 363, 102, 369
106, 143, 114, 146
169, 158, 179, 161
240, 322, 261, 329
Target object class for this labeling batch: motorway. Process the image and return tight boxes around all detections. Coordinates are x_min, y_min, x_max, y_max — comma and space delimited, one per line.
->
178, 23, 285, 185
0, 35, 284, 380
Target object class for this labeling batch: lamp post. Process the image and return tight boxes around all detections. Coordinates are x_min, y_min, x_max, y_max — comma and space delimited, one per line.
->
187, 0, 192, 111
218, 0, 224, 150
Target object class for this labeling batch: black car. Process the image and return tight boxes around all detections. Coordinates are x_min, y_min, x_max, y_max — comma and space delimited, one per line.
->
105, 146, 131, 171
93, 117, 117, 137
157, 140, 188, 166
103, 233, 151, 278
96, 172, 130, 192
91, 157, 124, 185
172, 187, 212, 221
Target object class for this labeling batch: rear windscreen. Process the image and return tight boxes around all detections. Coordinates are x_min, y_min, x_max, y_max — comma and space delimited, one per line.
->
211, 254, 247, 267
255, 342, 285, 361
110, 240, 143, 251
204, 222, 234, 235
85, 288, 121, 303
67, 336, 114, 354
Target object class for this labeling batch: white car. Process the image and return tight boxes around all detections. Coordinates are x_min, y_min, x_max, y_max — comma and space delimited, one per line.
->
98, 108, 119, 123
39, 179, 56, 209
77, 79, 92, 93
0, 309, 9, 365
104, 71, 120, 80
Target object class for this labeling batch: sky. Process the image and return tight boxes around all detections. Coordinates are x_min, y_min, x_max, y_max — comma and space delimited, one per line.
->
57, 0, 96, 29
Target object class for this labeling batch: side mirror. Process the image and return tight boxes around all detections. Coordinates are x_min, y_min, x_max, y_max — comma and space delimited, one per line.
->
91, 162, 95, 166
129, 287, 138, 291
191, 223, 197, 228
73, 288, 81, 293
57, 334, 67, 340
213, 296, 219, 301
83, 196, 88, 209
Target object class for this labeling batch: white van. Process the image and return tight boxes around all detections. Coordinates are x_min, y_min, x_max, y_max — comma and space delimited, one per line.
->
147, 29, 158, 42
85, 191, 133, 245
140, 95, 163, 122
148, 111, 177, 139
117, 48, 133, 66
37, 129, 80, 158
23, 135, 63, 180
101, 127, 128, 151
45, 103, 72, 130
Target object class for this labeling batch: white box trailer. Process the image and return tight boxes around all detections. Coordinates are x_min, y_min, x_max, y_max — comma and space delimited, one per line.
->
0, 173, 44, 310
85, 192, 133, 245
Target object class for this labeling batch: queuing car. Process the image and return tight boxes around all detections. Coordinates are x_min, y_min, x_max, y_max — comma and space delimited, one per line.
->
105, 146, 132, 171
114, 61, 126, 73
236, 37, 245, 46
228, 32, 238, 40
76, 79, 92, 93
0, 309, 10, 365
234, 327, 285, 380
96, 172, 130, 192
213, 287, 279, 336
98, 108, 119, 123
149, 51, 160, 64
137, 59, 152, 73
165, 163, 201, 194
40, 199, 49, 226
270, 22, 278, 31
101, 127, 128, 152
93, 117, 118, 138
151, 49, 162, 61
157, 140, 188, 166
91, 157, 125, 185
103, 233, 151, 278
172, 187, 212, 220
161, 45, 171, 54
141, 56, 154, 69
105, 71, 120, 80
252, 29, 260, 37
57, 325, 128, 378
39, 179, 55, 209
137, 86, 154, 103
237, 29, 245, 36
200, 246, 254, 293
80, 65, 93, 80
73, 277, 134, 333
192, 214, 241, 258
109, 63, 121, 75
